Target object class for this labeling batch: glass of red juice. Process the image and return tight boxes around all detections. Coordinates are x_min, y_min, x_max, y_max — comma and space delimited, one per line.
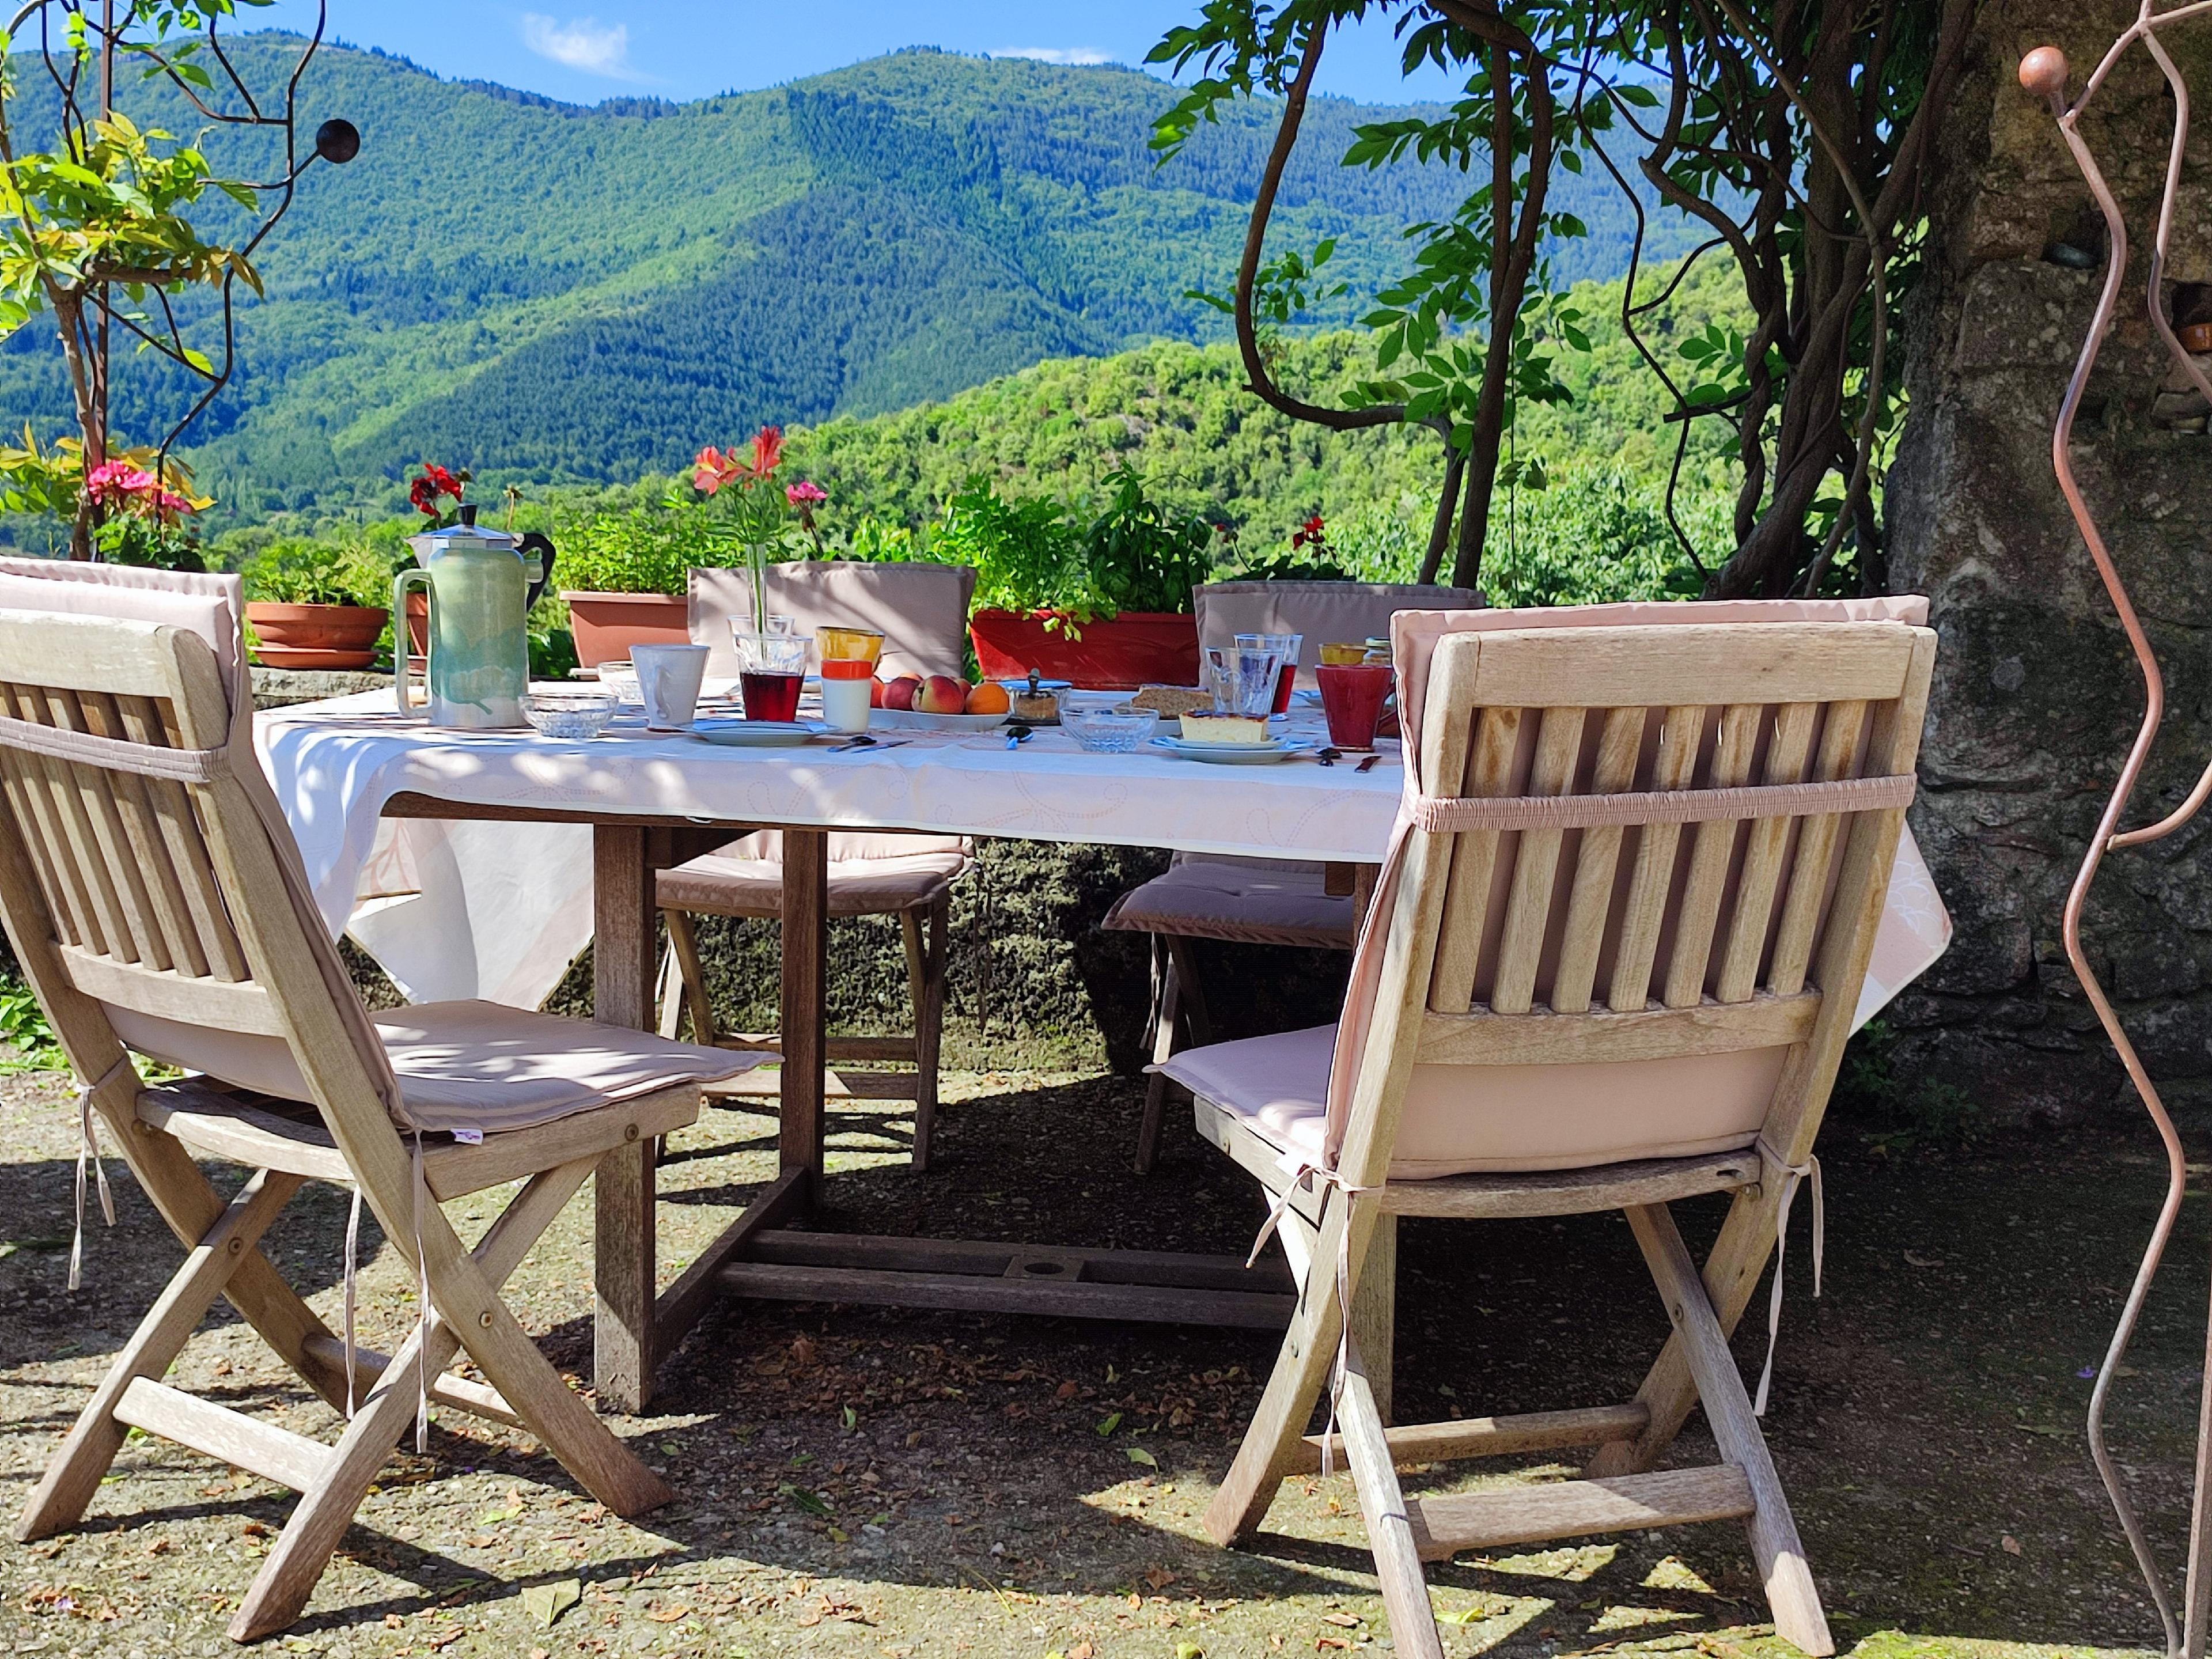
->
1317, 662, 1393, 751
735, 631, 808, 722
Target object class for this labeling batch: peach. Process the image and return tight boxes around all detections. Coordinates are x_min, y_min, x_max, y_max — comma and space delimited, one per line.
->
882, 675, 922, 711
964, 681, 1010, 715
918, 675, 969, 715
869, 676, 887, 709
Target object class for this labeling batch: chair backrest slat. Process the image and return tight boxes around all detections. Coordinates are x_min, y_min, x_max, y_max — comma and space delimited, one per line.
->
6, 683, 131, 959
109, 692, 249, 982
1550, 705, 1647, 1014
1713, 701, 1821, 1003
1660, 702, 1764, 1009
0, 741, 88, 949
1766, 699, 1870, 997
52, 685, 176, 974
1607, 703, 1704, 1013
1426, 706, 1520, 1014
1491, 705, 1586, 1016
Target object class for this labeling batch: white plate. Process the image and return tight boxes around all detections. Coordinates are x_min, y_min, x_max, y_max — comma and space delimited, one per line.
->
1149, 736, 1308, 765
692, 719, 825, 747
870, 706, 1011, 732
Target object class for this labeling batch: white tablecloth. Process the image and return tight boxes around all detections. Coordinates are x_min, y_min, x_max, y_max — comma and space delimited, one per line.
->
256, 691, 1949, 1025
256, 692, 1404, 1006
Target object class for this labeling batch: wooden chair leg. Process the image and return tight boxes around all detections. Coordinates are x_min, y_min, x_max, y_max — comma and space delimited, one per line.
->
1586, 1179, 1783, 1479
1205, 1186, 1384, 1546
902, 898, 948, 1171
1626, 1202, 1832, 1656
92, 1090, 355, 1414
1339, 1335, 1444, 1659
662, 908, 715, 1046
232, 1158, 664, 1642
1166, 934, 1213, 1046
1135, 935, 1183, 1174
20, 1168, 301, 1541
657, 941, 683, 1040
1349, 1213, 1396, 1427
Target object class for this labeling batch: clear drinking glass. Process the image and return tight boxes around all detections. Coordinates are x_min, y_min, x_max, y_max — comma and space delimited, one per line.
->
1204, 644, 1286, 718
1236, 632, 1302, 714
734, 631, 809, 722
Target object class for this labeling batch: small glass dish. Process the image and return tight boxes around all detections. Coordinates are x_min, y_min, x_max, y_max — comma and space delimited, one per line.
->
1062, 704, 1156, 753
522, 689, 618, 740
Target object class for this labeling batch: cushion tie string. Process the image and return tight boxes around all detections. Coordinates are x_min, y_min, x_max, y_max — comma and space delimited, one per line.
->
1247, 1158, 1381, 1481
342, 1184, 365, 1419
1754, 1138, 1824, 1417
67, 1056, 133, 1293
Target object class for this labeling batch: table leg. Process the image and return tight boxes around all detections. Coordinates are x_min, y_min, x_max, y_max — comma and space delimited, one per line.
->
593, 824, 665, 1412
781, 828, 829, 1191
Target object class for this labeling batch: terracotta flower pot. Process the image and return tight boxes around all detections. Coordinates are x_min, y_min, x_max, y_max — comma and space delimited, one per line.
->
245, 602, 389, 672
562, 591, 691, 668
968, 609, 1200, 690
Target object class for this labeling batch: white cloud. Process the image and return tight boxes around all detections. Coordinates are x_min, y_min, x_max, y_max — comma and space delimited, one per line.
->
993, 47, 1113, 66
520, 14, 645, 81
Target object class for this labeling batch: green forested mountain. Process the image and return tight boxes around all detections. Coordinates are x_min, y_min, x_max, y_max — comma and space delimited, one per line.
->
0, 36, 1710, 528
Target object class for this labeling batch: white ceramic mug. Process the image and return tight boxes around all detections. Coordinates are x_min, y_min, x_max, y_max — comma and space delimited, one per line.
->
631, 643, 709, 731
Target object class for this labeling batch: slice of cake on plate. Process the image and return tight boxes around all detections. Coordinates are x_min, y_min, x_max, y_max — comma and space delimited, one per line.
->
1179, 713, 1271, 745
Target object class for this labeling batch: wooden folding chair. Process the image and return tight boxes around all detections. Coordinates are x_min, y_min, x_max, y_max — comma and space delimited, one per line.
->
662, 561, 977, 1166
1162, 617, 1936, 1659
0, 565, 758, 1641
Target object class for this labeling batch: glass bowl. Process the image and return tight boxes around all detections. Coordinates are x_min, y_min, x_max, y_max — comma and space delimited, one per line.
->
522, 690, 618, 740
1062, 704, 1156, 753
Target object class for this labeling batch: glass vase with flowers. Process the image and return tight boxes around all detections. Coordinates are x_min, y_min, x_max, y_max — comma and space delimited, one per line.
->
692, 427, 830, 634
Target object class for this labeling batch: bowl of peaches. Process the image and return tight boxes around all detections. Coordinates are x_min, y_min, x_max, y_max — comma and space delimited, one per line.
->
868, 672, 1013, 732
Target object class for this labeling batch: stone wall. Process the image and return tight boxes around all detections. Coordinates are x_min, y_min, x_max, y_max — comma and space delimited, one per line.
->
1888, 0, 2212, 1121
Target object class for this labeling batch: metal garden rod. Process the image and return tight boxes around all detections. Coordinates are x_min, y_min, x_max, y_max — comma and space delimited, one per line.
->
2024, 10, 2212, 1655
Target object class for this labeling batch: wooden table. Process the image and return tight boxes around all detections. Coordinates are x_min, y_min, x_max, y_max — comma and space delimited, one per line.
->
379, 790, 1382, 1413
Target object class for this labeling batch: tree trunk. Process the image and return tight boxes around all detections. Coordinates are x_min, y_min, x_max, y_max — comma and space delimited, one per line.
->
1885, 0, 2212, 1123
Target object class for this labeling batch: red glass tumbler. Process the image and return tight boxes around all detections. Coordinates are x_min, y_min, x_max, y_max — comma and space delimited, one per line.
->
1317, 662, 1392, 751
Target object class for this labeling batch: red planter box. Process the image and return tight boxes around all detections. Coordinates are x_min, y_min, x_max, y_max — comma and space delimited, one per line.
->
968, 609, 1199, 690
562, 591, 691, 668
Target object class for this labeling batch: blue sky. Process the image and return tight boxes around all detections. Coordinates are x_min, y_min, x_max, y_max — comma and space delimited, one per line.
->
244, 2, 1463, 107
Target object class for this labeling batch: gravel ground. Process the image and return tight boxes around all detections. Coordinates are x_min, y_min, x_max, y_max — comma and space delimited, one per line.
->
0, 1064, 2184, 1659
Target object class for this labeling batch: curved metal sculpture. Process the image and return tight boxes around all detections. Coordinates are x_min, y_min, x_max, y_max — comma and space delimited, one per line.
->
2025, 10, 2212, 1654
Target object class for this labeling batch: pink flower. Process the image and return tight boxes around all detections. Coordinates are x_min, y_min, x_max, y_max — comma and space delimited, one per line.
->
85, 460, 158, 507
786, 481, 826, 507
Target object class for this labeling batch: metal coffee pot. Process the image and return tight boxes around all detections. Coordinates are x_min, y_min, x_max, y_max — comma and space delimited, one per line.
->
395, 506, 557, 729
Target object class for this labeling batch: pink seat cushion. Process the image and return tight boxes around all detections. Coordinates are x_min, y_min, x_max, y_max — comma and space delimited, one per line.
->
1102, 854, 1355, 949
107, 1000, 756, 1136
1161, 1022, 1777, 1178
1197, 581, 1483, 687
658, 846, 968, 917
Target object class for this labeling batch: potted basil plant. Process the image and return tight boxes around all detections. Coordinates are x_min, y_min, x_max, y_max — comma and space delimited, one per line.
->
242, 539, 392, 671
962, 467, 1213, 689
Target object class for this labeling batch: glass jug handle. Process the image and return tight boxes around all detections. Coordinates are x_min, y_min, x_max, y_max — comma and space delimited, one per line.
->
392, 568, 433, 715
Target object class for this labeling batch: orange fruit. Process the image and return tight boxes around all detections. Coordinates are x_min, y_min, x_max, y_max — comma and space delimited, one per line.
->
964, 681, 1011, 715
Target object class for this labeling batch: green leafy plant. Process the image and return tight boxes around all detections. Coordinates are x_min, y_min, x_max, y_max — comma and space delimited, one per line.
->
0, 982, 65, 1073
242, 537, 393, 608
553, 501, 748, 597
1079, 465, 1213, 616
0, 2, 357, 557
931, 476, 1094, 623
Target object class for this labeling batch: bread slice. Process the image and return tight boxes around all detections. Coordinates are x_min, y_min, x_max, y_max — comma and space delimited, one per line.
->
1131, 684, 1213, 719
